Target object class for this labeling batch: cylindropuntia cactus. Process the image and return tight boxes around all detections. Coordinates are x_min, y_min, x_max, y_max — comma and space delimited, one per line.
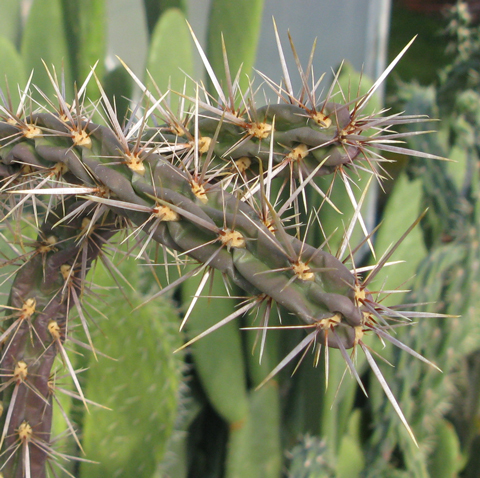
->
0, 7, 452, 478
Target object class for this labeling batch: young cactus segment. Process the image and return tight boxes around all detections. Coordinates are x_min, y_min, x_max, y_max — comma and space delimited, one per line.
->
286, 435, 336, 477
78, 256, 184, 478
122, 30, 441, 221
151, 27, 443, 196
128, 131, 442, 444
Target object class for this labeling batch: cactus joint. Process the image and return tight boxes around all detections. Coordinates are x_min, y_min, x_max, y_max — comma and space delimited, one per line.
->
285, 143, 309, 162
264, 219, 276, 235
311, 111, 332, 128
191, 181, 208, 204
354, 285, 366, 306
52, 162, 68, 177
194, 136, 213, 154
124, 152, 146, 175
81, 218, 92, 233
60, 264, 73, 282
22, 124, 42, 139
354, 325, 364, 345
234, 156, 251, 173
317, 313, 341, 330
71, 129, 92, 148
48, 320, 61, 341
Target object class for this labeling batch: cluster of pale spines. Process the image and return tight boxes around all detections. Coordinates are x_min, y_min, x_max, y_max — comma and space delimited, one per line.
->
0, 30, 447, 476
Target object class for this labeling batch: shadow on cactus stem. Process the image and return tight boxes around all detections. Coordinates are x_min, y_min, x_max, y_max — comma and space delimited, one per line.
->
0, 23, 452, 477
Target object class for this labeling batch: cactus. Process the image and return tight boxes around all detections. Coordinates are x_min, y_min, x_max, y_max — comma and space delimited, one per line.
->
0, 1, 465, 477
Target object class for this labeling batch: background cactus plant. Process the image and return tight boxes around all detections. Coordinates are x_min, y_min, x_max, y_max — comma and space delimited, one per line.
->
0, 1, 478, 477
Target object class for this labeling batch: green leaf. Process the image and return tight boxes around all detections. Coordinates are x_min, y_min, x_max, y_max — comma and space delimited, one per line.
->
145, 8, 194, 113
103, 64, 133, 124
21, 0, 73, 101
60, 0, 106, 96
371, 171, 427, 307
206, 0, 264, 94
428, 418, 464, 478
225, 385, 282, 478
182, 271, 249, 425
0, 0, 21, 47
0, 36, 27, 107
337, 410, 365, 478
143, 0, 187, 38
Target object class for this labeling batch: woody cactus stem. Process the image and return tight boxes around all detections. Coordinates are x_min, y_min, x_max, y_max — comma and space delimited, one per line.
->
0, 200, 118, 477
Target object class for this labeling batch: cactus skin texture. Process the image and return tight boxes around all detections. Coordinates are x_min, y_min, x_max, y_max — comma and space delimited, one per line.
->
286, 435, 336, 478
0, 14, 448, 478
78, 257, 184, 477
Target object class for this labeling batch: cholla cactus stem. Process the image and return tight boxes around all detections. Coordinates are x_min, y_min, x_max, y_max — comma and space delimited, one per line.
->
0, 27, 452, 475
